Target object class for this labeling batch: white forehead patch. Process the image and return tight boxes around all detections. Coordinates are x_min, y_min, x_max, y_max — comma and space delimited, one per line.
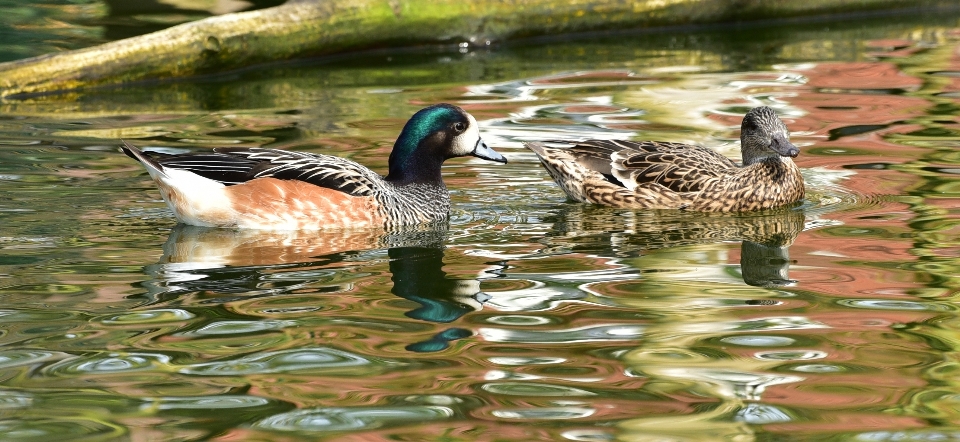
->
450, 113, 481, 156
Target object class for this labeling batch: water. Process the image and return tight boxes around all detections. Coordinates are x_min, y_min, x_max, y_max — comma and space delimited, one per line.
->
1, 5, 960, 440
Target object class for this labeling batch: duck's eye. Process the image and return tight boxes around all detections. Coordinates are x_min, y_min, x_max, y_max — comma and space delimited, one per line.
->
453, 122, 466, 133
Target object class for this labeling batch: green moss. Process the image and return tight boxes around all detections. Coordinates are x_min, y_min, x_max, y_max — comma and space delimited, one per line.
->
0, 0, 957, 97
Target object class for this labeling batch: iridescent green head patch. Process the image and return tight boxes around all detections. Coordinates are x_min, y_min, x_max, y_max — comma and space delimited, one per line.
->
389, 104, 462, 171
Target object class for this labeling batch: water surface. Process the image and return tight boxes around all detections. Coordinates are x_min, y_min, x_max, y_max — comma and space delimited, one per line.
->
1, 7, 960, 441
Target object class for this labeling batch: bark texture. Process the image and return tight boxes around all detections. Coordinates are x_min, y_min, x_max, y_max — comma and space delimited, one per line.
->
0, 0, 953, 98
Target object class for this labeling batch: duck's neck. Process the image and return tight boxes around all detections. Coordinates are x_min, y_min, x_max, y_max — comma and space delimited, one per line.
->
740, 155, 800, 184
743, 153, 792, 167
378, 180, 451, 227
385, 151, 445, 186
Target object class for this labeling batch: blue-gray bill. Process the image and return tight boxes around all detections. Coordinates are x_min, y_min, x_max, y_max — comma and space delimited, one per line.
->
472, 139, 507, 163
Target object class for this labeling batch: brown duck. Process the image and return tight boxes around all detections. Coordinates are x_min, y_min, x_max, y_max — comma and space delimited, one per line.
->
525, 106, 805, 212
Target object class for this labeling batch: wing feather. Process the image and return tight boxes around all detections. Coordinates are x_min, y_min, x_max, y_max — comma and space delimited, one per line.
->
554, 139, 737, 194
216, 147, 381, 196
155, 147, 382, 196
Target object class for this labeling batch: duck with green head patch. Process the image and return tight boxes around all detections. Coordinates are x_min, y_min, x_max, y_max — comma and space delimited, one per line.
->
525, 106, 805, 212
121, 103, 507, 230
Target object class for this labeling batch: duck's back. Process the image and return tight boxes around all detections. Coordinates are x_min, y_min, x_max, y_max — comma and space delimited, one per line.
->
156, 147, 384, 195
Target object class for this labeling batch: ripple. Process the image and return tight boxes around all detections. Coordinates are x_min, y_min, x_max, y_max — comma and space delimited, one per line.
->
562, 429, 615, 441
800, 167, 873, 212
735, 403, 792, 424
232, 294, 344, 316
250, 306, 322, 315
0, 350, 65, 369
145, 395, 272, 410
43, 352, 172, 376
19, 330, 104, 348
721, 336, 796, 347
98, 309, 195, 325
180, 347, 377, 375
491, 406, 595, 420
692, 316, 829, 333
482, 382, 596, 396
754, 350, 827, 361
0, 391, 32, 409
0, 418, 123, 440
650, 368, 804, 400
0, 238, 55, 253
254, 406, 453, 432
481, 284, 591, 311
184, 319, 297, 336
0, 309, 79, 322
488, 357, 566, 366
485, 315, 553, 326
734, 316, 829, 331
837, 299, 951, 311
856, 430, 960, 441
479, 324, 643, 343
399, 395, 466, 406
791, 364, 846, 373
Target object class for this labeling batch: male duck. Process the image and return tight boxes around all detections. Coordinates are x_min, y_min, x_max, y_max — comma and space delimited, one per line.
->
122, 103, 507, 230
525, 106, 804, 212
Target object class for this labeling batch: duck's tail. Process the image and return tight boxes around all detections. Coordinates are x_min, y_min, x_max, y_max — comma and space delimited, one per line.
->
523, 142, 549, 157
121, 140, 230, 227
120, 140, 168, 180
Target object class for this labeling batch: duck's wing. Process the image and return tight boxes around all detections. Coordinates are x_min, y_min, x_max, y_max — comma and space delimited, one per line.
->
146, 151, 260, 185
528, 139, 640, 182
582, 140, 737, 193
541, 139, 736, 193
156, 147, 382, 196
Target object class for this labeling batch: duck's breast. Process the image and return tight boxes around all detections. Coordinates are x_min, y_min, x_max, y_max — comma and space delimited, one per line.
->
692, 159, 804, 212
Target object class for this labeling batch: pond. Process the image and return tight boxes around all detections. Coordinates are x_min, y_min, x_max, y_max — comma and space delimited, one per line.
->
1, 4, 960, 441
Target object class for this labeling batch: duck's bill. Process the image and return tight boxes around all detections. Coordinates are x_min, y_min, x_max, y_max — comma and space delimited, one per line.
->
771, 135, 800, 158
472, 139, 507, 163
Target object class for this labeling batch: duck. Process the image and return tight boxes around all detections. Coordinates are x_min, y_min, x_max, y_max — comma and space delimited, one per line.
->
524, 106, 804, 212
121, 103, 507, 230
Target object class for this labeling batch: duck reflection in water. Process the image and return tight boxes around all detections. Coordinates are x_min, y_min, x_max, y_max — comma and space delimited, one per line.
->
542, 205, 805, 287
387, 246, 491, 352
140, 226, 492, 352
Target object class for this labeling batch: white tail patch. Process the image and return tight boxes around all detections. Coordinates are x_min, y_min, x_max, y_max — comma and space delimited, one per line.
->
123, 141, 236, 227
154, 168, 234, 227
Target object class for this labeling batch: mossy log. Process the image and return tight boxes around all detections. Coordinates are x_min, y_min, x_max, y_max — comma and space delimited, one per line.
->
0, 0, 953, 98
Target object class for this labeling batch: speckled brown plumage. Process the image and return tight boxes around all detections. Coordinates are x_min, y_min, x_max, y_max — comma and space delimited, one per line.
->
525, 106, 805, 212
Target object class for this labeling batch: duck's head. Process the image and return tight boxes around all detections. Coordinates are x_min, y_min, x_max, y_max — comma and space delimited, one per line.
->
386, 104, 506, 184
739, 106, 799, 165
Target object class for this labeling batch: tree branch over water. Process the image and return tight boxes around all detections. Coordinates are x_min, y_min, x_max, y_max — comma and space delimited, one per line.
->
0, 0, 953, 98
